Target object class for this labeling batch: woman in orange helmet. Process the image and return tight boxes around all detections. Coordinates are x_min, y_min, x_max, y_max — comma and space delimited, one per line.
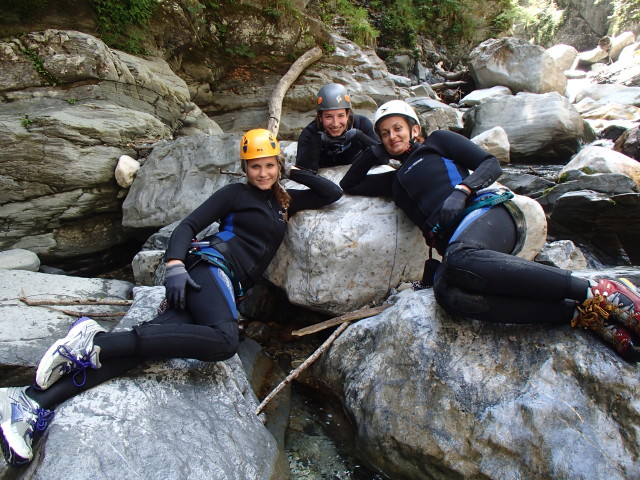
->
0, 129, 343, 467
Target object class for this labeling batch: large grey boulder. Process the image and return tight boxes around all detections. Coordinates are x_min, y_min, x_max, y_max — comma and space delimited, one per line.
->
463, 92, 594, 164
467, 37, 567, 95
265, 166, 427, 315
312, 282, 640, 480
546, 44, 579, 71
122, 134, 243, 229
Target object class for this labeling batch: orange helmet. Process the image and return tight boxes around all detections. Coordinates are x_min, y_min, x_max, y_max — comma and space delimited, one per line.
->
240, 129, 280, 160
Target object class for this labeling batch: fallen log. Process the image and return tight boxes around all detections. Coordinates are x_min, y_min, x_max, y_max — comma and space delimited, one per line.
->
267, 45, 323, 136
292, 304, 390, 336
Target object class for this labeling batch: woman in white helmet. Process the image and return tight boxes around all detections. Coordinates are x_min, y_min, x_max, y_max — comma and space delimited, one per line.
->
295, 83, 379, 172
340, 99, 640, 362
0, 129, 343, 467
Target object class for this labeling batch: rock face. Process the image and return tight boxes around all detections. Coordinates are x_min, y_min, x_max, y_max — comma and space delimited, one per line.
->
312, 285, 640, 480
0, 29, 218, 262
467, 37, 568, 94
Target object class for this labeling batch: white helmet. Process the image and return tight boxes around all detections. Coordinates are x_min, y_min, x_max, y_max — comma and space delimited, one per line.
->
373, 100, 420, 133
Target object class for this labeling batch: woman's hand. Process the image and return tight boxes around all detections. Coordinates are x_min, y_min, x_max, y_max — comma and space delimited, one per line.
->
439, 187, 470, 226
164, 262, 201, 310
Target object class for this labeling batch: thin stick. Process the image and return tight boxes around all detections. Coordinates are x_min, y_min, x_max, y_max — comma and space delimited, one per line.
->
255, 320, 351, 416
19, 290, 132, 307
292, 304, 390, 337
50, 308, 127, 317
218, 168, 245, 178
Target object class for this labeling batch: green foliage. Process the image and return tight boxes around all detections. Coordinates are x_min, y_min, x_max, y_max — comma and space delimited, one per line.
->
262, 0, 301, 21
320, 0, 379, 48
610, 0, 640, 34
225, 44, 256, 58
21, 115, 33, 129
89, 0, 157, 53
510, 0, 563, 46
24, 49, 60, 86
321, 0, 518, 52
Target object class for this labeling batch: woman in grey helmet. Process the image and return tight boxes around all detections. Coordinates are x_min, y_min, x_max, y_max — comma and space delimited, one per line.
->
295, 83, 380, 172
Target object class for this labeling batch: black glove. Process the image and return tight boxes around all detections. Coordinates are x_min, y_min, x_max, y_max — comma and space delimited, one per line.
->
370, 144, 391, 165
165, 263, 201, 310
439, 189, 469, 227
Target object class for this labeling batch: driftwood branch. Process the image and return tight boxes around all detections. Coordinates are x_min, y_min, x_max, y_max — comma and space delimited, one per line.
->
430, 80, 472, 91
433, 62, 466, 81
255, 320, 351, 416
267, 46, 323, 136
292, 304, 390, 337
19, 290, 132, 307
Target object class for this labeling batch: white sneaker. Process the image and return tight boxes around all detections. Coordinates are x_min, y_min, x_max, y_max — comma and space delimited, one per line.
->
35, 317, 107, 390
0, 387, 53, 466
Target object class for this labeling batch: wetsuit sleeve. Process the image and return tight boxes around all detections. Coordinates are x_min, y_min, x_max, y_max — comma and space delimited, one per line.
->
357, 116, 378, 141
165, 186, 238, 261
424, 129, 502, 193
339, 148, 394, 197
295, 126, 322, 172
287, 169, 343, 217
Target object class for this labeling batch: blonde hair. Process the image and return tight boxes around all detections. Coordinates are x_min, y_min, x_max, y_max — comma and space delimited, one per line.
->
275, 154, 291, 220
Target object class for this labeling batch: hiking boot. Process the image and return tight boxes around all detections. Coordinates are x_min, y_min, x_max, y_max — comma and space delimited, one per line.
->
572, 295, 640, 362
35, 317, 106, 390
0, 387, 54, 466
589, 277, 640, 336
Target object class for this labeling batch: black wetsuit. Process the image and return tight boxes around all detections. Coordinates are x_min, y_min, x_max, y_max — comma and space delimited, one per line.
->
340, 129, 589, 325
31, 169, 342, 409
295, 114, 378, 171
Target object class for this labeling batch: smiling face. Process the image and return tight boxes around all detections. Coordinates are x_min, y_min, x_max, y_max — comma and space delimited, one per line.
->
245, 156, 279, 190
319, 108, 349, 137
377, 115, 421, 157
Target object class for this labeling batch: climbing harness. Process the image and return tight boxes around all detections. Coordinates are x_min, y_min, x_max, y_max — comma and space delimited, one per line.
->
431, 189, 514, 237
189, 239, 244, 299
421, 189, 515, 286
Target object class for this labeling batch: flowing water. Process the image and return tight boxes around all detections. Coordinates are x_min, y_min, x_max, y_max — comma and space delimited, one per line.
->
286, 383, 389, 480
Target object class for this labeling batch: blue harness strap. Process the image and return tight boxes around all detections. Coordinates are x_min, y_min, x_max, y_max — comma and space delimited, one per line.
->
189, 243, 244, 298
432, 189, 514, 236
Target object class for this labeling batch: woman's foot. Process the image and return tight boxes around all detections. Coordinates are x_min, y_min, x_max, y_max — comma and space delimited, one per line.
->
588, 277, 640, 336
572, 293, 640, 362
35, 317, 106, 390
0, 387, 53, 466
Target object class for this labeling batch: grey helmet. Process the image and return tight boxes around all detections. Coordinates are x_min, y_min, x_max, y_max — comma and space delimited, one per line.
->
316, 83, 352, 111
